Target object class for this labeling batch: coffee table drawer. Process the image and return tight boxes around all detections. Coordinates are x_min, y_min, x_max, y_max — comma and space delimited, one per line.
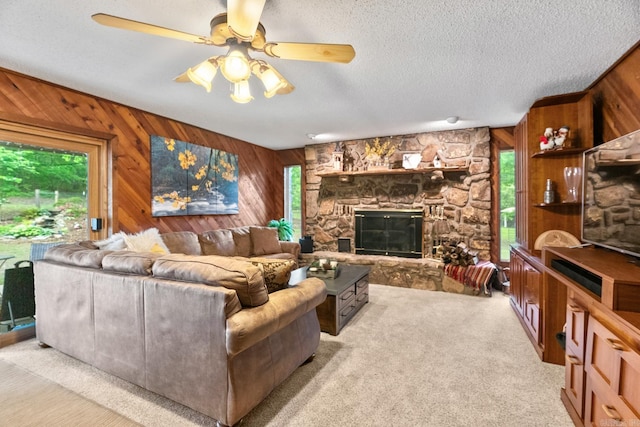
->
337, 286, 356, 309
339, 293, 358, 323
355, 275, 369, 307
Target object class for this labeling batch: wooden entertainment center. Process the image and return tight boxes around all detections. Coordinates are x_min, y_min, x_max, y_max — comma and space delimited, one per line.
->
511, 84, 640, 426
543, 246, 640, 427
510, 90, 593, 365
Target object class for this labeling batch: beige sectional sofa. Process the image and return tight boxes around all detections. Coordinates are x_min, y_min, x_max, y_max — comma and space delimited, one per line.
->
34, 227, 326, 426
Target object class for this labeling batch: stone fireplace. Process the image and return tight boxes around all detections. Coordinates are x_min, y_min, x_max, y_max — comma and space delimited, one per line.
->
304, 127, 492, 261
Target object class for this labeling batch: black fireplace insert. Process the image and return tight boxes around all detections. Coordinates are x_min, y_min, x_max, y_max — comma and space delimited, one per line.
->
354, 209, 423, 258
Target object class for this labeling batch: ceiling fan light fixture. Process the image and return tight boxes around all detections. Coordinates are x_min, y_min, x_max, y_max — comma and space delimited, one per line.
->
186, 58, 219, 92
220, 45, 252, 83
230, 80, 254, 104
251, 60, 288, 98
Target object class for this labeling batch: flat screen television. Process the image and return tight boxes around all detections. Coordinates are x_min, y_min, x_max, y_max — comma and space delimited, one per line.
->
582, 128, 640, 260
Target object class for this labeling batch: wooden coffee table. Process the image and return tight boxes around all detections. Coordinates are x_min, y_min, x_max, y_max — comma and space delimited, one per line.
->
289, 265, 370, 335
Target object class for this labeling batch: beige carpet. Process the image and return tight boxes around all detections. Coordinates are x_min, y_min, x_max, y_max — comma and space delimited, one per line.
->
0, 284, 573, 426
0, 359, 139, 426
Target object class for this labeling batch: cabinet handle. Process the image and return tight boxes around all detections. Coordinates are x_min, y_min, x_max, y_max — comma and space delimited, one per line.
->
568, 304, 583, 313
565, 354, 582, 366
606, 338, 626, 352
601, 404, 622, 421
526, 299, 536, 305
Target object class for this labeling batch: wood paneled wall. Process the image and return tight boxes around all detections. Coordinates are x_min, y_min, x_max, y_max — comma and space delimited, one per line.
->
0, 68, 284, 234
590, 41, 640, 143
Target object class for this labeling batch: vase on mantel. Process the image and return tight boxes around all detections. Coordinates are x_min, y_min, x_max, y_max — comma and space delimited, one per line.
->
367, 157, 390, 171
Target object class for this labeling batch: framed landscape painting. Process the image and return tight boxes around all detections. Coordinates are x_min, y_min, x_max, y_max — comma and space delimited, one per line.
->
150, 135, 239, 216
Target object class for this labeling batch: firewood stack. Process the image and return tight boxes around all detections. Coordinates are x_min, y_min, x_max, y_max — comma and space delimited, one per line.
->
440, 241, 479, 266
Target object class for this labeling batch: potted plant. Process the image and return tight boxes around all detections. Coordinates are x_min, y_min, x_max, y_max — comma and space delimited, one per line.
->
267, 218, 294, 241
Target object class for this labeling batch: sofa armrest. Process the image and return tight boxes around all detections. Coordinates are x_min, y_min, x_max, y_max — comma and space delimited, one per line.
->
279, 241, 301, 259
226, 278, 326, 356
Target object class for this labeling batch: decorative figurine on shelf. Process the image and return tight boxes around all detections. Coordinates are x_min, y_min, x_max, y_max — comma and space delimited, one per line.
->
540, 127, 555, 150
539, 126, 571, 150
433, 153, 442, 168
332, 142, 344, 171
555, 125, 570, 148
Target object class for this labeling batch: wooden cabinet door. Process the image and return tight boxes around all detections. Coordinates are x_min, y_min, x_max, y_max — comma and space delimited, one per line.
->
509, 250, 524, 315
523, 263, 541, 343
564, 298, 588, 418
584, 316, 640, 426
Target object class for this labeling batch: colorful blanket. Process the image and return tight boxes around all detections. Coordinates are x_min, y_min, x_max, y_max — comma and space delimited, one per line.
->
444, 260, 497, 295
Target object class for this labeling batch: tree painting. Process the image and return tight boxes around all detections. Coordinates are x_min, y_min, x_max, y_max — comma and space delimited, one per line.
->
151, 135, 239, 216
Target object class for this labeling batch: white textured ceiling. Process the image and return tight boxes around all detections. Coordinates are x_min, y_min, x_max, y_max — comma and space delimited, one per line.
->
1, 1, 639, 149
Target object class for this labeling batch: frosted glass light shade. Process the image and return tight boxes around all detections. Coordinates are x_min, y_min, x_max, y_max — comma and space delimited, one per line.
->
221, 49, 251, 83
260, 68, 286, 98
250, 60, 292, 98
230, 80, 253, 103
186, 59, 218, 92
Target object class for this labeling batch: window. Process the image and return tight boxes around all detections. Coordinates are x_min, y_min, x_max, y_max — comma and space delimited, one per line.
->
284, 165, 302, 241
500, 150, 516, 261
0, 119, 109, 338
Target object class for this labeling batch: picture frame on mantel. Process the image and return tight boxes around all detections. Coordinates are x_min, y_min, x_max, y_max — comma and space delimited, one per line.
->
150, 135, 239, 216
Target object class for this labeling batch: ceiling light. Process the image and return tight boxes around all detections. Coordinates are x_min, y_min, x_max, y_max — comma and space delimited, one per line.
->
446, 116, 459, 124
230, 80, 254, 104
95, 11, 355, 106
220, 44, 252, 83
186, 58, 219, 93
177, 43, 295, 104
251, 60, 287, 98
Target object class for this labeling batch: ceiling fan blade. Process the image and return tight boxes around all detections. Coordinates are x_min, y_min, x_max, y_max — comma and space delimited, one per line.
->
227, 0, 266, 41
92, 13, 215, 45
263, 42, 355, 63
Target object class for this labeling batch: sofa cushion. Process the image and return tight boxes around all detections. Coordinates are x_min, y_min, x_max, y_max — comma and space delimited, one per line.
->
43, 244, 109, 269
231, 227, 252, 257
250, 227, 281, 256
102, 251, 162, 275
161, 231, 201, 255
152, 254, 268, 307
124, 228, 170, 254
199, 229, 236, 256
246, 257, 296, 293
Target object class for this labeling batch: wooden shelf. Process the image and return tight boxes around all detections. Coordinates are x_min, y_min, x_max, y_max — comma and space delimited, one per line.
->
316, 167, 468, 178
534, 202, 581, 208
531, 147, 588, 158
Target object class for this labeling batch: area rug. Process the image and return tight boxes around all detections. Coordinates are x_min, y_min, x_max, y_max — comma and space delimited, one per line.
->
0, 359, 139, 426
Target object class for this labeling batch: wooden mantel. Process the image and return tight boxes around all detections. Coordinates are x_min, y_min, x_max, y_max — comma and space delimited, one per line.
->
316, 166, 468, 178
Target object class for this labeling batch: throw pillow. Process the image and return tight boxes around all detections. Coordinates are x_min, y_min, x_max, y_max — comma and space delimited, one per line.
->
231, 227, 252, 257
94, 232, 127, 251
161, 231, 201, 255
248, 257, 296, 293
200, 229, 236, 256
123, 228, 171, 254
250, 227, 281, 256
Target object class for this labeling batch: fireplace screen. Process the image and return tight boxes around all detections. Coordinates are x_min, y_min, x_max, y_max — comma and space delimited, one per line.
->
354, 210, 423, 258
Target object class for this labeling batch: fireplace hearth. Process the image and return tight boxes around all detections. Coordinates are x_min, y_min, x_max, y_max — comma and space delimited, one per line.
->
354, 209, 423, 258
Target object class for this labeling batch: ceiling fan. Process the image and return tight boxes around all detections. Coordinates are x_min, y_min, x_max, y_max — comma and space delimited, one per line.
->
92, 0, 356, 103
